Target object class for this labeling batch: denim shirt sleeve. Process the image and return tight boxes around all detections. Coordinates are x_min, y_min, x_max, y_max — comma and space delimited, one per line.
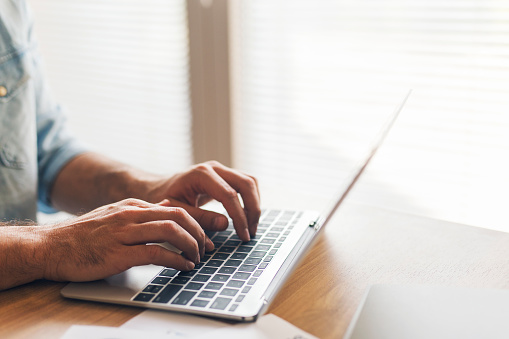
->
31, 41, 88, 212
0, 0, 87, 215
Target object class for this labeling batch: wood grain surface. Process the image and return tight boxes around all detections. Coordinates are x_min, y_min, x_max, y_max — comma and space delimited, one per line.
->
1, 202, 508, 338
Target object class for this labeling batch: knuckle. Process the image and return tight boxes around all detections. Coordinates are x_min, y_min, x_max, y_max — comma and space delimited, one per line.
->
223, 187, 239, 200
170, 207, 189, 219
122, 198, 143, 206
205, 160, 221, 167
163, 220, 179, 233
244, 176, 258, 191
145, 245, 162, 262
193, 163, 212, 175
114, 206, 139, 220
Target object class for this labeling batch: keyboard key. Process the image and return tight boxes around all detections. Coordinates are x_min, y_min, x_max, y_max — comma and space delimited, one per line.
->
242, 239, 258, 246
224, 259, 243, 267
152, 277, 170, 285
212, 235, 228, 243
218, 246, 236, 253
245, 258, 262, 265
271, 227, 284, 232
205, 282, 224, 290
230, 252, 247, 260
211, 274, 230, 282
185, 282, 204, 290
206, 260, 224, 267
255, 245, 271, 251
143, 285, 163, 293
200, 267, 218, 275
238, 264, 257, 273
153, 284, 182, 303
265, 232, 280, 238
220, 288, 239, 297
280, 236, 287, 241
274, 242, 282, 248
253, 270, 263, 277
259, 262, 269, 269
216, 230, 233, 237
261, 238, 275, 245
249, 251, 266, 258
212, 253, 230, 260
235, 295, 245, 302
218, 266, 236, 274
225, 240, 242, 247
178, 270, 197, 277
242, 286, 252, 293
264, 256, 273, 262
159, 269, 178, 277
171, 277, 190, 285
198, 290, 216, 298
226, 280, 245, 288
236, 246, 253, 253
269, 249, 278, 255
247, 278, 257, 285
191, 299, 210, 308
229, 304, 239, 312
172, 291, 196, 305
192, 274, 212, 282
210, 297, 232, 310
232, 272, 251, 280
195, 262, 205, 269
133, 293, 154, 302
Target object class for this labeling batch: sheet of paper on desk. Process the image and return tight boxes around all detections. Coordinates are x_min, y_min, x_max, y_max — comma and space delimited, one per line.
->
192, 314, 318, 339
61, 325, 178, 339
120, 309, 228, 337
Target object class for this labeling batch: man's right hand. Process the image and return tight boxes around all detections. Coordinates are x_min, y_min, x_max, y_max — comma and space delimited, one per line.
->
40, 198, 213, 283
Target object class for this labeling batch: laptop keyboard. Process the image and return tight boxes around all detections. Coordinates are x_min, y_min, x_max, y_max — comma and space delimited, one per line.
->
132, 209, 302, 312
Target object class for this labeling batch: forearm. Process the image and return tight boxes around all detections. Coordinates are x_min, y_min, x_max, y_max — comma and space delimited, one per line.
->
0, 225, 46, 291
50, 152, 162, 214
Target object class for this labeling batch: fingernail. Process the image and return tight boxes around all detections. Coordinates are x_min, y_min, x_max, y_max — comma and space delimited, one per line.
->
206, 237, 215, 250
241, 228, 250, 241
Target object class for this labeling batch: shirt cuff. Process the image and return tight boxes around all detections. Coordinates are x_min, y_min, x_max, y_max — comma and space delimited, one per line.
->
37, 141, 88, 214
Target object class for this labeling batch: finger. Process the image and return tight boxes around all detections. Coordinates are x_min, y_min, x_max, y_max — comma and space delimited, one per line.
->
119, 220, 201, 264
126, 244, 195, 271
212, 165, 261, 237
168, 199, 228, 231
193, 166, 250, 241
116, 206, 208, 260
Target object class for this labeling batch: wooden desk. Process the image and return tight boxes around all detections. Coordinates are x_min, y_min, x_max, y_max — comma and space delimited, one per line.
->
1, 202, 508, 338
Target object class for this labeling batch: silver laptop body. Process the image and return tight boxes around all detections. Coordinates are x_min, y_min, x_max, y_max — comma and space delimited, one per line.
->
61, 91, 411, 322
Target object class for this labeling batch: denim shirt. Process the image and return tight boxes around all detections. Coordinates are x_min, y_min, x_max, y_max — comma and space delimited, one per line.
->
0, 0, 86, 221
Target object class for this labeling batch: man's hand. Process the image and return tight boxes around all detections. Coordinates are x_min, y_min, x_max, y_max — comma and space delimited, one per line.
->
52, 154, 260, 243
40, 198, 213, 283
143, 161, 261, 242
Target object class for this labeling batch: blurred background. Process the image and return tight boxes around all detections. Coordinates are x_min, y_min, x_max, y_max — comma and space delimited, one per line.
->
31, 0, 509, 233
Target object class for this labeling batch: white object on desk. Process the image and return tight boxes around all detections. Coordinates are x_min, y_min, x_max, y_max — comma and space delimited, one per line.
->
345, 284, 509, 339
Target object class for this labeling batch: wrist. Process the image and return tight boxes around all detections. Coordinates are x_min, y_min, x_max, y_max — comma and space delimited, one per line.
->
0, 226, 48, 290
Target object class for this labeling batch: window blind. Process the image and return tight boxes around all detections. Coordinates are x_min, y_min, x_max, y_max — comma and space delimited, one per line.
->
232, 0, 509, 232
29, 0, 192, 176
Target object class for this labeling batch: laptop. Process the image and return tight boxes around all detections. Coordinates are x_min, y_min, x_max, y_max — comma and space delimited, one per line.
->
61, 91, 411, 322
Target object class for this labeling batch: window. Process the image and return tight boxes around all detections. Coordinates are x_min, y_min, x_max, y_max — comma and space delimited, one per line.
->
231, 0, 509, 232
30, 0, 192, 175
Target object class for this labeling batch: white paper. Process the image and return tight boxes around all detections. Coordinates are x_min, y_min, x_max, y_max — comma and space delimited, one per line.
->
192, 314, 318, 339
120, 310, 228, 337
61, 325, 178, 339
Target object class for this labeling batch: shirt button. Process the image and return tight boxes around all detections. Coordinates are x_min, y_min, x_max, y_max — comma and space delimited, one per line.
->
0, 86, 7, 97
